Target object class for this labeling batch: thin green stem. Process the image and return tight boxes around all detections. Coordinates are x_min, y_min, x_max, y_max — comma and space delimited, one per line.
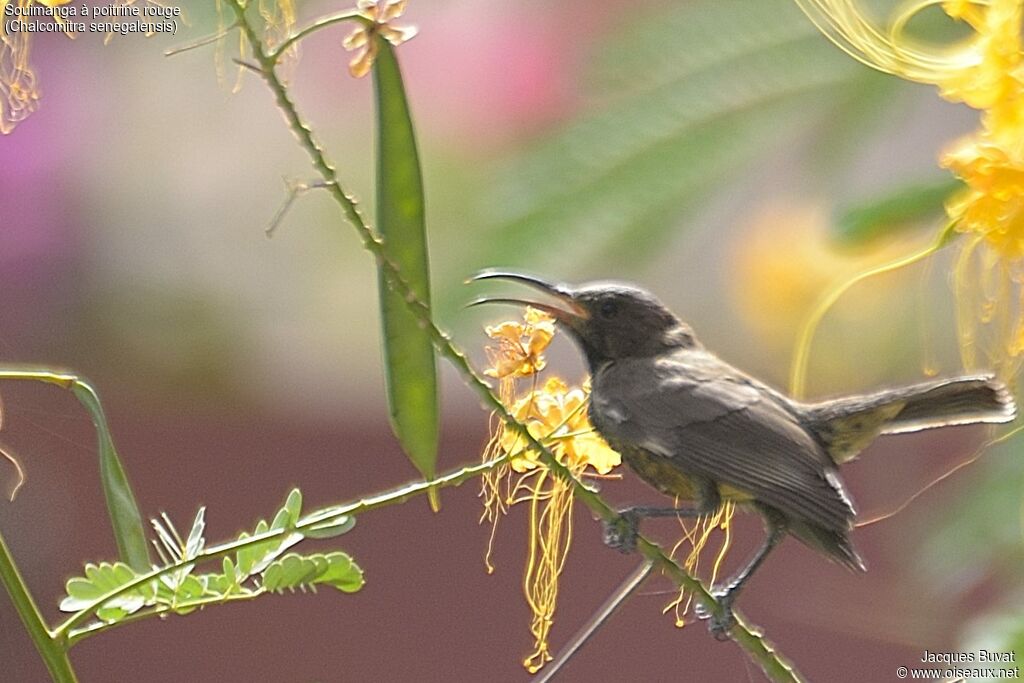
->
788, 221, 959, 398
0, 529, 77, 682
66, 592, 258, 646
0, 367, 78, 388
224, 5, 805, 680
268, 10, 366, 62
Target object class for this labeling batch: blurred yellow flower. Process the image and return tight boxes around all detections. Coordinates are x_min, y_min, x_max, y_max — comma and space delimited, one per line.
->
944, 139, 1024, 260
478, 309, 619, 673
258, 0, 296, 58
0, 0, 73, 134
732, 201, 913, 353
343, 0, 418, 78
215, 0, 297, 91
794, 0, 1024, 113
795, 0, 1024, 382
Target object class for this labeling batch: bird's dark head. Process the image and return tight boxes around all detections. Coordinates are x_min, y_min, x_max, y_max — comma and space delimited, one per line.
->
470, 270, 697, 368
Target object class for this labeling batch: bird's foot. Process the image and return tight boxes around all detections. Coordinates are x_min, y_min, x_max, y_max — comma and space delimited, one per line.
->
602, 509, 640, 553
694, 588, 736, 641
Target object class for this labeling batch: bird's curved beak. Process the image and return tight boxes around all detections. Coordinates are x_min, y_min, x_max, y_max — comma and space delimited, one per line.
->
466, 269, 589, 324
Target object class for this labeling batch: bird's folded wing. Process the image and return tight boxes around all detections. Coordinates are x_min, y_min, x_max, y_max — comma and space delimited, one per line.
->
602, 358, 856, 531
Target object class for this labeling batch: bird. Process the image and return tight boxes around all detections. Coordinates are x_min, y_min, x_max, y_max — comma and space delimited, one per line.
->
470, 270, 1016, 637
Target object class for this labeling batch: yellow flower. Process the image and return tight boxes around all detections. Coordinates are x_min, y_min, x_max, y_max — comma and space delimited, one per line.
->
794, 0, 1024, 112
499, 377, 620, 475
796, 0, 1024, 382
343, 0, 418, 78
944, 136, 1024, 259
0, 0, 73, 135
732, 200, 916, 353
258, 0, 297, 57
944, 133, 1024, 378
478, 309, 619, 673
933, 0, 1024, 128
483, 307, 555, 380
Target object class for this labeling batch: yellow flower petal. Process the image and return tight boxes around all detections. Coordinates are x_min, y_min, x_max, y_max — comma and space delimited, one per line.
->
343, 28, 369, 50
381, 0, 408, 23
349, 42, 378, 79
380, 24, 419, 47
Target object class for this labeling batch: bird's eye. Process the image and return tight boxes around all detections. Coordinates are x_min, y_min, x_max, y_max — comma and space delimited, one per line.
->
599, 300, 618, 319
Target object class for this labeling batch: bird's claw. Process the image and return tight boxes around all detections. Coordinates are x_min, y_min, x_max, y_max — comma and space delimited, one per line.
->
602, 509, 639, 553
694, 589, 736, 641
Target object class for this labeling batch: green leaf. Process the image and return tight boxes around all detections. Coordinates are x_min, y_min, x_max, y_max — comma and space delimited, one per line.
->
71, 379, 151, 572
469, 0, 890, 274
60, 562, 150, 619
262, 551, 364, 594
833, 176, 962, 244
236, 519, 303, 576
299, 505, 356, 539
184, 507, 207, 560
962, 606, 1024, 675
315, 552, 364, 593
283, 488, 302, 525
372, 38, 440, 511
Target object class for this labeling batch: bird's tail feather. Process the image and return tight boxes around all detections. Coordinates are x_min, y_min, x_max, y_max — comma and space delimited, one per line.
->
805, 375, 1016, 463
876, 375, 1014, 433
789, 521, 866, 572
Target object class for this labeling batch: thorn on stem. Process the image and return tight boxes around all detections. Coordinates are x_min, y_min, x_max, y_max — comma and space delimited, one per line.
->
231, 58, 263, 75
267, 179, 329, 237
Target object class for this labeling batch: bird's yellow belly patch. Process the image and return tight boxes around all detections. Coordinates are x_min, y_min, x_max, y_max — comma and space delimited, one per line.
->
622, 449, 755, 503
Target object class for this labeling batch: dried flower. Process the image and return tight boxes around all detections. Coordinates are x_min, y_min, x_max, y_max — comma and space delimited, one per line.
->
0, 0, 73, 134
343, 0, 418, 78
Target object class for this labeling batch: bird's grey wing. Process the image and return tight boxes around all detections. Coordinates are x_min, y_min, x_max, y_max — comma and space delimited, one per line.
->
597, 355, 855, 532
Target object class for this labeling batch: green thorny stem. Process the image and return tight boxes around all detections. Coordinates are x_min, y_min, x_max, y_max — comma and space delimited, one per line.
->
224, 3, 805, 681
0, 530, 77, 682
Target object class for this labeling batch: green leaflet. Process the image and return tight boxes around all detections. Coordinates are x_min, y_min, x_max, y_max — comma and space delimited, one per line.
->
67, 379, 151, 572
372, 39, 440, 510
262, 551, 364, 594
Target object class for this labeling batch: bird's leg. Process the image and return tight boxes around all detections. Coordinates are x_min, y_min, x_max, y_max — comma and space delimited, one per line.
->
602, 479, 721, 553
696, 512, 788, 641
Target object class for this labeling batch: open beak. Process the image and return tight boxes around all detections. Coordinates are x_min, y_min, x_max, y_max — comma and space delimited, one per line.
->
466, 269, 589, 324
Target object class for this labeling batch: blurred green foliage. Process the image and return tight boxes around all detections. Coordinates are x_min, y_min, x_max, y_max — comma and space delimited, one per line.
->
468, 0, 903, 275
834, 178, 962, 244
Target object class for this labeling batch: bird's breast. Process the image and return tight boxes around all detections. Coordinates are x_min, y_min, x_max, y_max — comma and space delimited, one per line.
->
619, 446, 698, 499
619, 446, 756, 503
